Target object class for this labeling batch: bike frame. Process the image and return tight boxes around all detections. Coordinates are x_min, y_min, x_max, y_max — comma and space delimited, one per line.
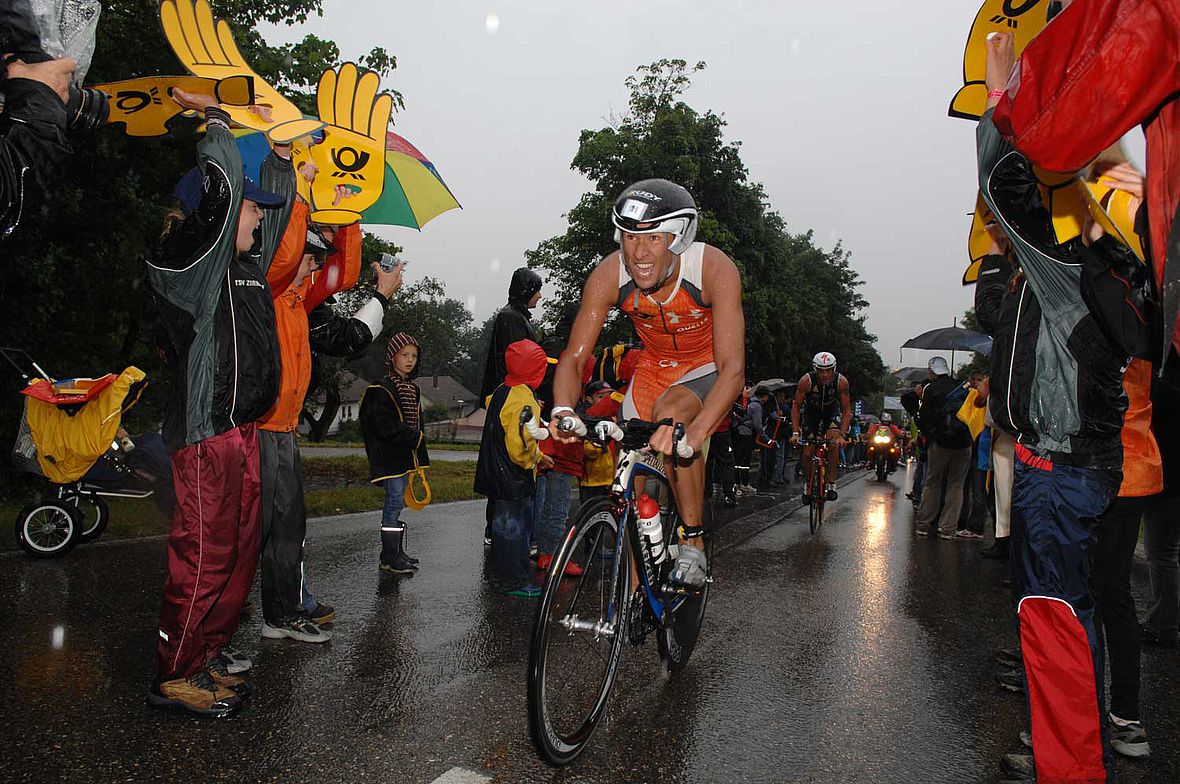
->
605, 444, 688, 626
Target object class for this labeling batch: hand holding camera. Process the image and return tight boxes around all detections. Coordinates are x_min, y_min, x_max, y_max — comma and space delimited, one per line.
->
374, 253, 405, 298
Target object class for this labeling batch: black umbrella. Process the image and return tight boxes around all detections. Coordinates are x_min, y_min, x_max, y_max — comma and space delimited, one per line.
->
902, 326, 993, 356
892, 367, 931, 384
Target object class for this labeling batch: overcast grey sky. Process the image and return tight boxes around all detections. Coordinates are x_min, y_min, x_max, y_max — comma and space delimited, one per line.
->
262, 1, 1140, 373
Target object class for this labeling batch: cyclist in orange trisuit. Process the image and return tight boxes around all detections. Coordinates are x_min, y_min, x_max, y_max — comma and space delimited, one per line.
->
549, 179, 745, 590
789, 352, 852, 504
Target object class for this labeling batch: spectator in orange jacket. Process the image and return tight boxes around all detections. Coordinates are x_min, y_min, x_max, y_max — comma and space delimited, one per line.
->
254, 172, 402, 643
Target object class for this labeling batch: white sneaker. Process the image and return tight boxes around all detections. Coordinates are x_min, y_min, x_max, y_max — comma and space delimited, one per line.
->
261, 615, 332, 643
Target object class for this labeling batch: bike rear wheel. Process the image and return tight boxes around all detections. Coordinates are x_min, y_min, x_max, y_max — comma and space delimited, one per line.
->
528, 497, 630, 766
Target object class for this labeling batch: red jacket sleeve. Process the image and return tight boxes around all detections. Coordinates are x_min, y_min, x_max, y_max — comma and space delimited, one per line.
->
267, 200, 308, 295
305, 222, 363, 311
994, 0, 1180, 171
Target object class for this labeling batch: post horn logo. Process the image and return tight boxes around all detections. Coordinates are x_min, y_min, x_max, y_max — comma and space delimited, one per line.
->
330, 147, 370, 180
115, 86, 163, 115
990, 0, 1041, 28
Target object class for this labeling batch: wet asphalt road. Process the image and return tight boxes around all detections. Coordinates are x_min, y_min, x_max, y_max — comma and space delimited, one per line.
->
2, 465, 1178, 783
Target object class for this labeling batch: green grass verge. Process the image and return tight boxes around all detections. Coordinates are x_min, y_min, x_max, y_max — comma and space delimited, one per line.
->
0, 458, 479, 552
299, 440, 480, 452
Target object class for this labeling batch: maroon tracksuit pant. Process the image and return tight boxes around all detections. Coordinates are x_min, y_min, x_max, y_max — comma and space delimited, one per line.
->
155, 424, 261, 682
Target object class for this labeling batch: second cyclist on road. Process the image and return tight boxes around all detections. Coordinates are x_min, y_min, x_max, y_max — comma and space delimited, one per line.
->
789, 352, 852, 504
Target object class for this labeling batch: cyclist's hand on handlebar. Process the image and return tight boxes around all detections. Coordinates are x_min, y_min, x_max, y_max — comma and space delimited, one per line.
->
648, 423, 676, 456
789, 432, 801, 446
548, 414, 584, 443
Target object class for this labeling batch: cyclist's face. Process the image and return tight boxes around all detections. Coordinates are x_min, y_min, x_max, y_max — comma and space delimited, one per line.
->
621, 231, 674, 289
816, 368, 835, 385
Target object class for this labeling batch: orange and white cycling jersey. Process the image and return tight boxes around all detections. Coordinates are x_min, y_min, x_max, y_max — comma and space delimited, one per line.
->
616, 242, 716, 419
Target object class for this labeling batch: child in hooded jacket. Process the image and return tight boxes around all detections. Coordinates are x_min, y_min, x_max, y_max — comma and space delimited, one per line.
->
360, 332, 431, 574
475, 339, 552, 596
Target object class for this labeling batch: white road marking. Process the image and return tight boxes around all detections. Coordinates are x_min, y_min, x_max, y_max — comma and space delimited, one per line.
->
430, 767, 492, 784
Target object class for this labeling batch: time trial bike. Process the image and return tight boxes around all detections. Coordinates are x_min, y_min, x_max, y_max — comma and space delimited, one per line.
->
527, 416, 714, 766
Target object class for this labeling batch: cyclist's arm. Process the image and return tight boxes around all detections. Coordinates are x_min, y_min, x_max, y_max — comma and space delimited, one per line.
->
791, 375, 810, 435
690, 248, 745, 447
838, 376, 852, 434
551, 255, 616, 419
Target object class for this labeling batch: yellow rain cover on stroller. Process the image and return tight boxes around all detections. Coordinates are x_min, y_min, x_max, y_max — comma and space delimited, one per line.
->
23, 367, 147, 484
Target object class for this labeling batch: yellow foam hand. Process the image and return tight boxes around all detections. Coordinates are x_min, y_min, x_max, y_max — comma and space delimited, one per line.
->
964, 193, 997, 285
1082, 180, 1145, 261
950, 0, 1052, 121
94, 75, 254, 137
159, 0, 322, 142
307, 63, 393, 224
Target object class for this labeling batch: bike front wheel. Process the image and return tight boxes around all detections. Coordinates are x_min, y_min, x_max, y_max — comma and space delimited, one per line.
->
811, 459, 826, 534
528, 496, 631, 766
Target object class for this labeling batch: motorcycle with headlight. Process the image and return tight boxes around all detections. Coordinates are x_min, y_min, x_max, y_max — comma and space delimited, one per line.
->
868, 430, 900, 482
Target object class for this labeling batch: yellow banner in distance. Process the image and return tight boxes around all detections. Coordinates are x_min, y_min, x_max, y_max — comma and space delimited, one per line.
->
950, 0, 1051, 121
94, 75, 254, 137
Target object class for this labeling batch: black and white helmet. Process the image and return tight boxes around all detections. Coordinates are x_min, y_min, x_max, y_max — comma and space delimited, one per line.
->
611, 179, 699, 255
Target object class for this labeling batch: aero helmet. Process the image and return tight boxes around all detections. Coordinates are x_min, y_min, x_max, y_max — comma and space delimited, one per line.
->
812, 351, 837, 372
611, 179, 699, 256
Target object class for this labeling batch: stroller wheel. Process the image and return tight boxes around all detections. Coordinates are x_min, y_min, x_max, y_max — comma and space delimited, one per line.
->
16, 501, 82, 558
61, 493, 109, 543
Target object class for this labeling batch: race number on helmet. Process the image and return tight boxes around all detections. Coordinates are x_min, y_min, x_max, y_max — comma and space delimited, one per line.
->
611, 179, 699, 255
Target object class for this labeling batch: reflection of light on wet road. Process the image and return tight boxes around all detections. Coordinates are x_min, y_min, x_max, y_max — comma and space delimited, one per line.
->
852, 494, 893, 676
867, 498, 888, 538
51, 624, 64, 650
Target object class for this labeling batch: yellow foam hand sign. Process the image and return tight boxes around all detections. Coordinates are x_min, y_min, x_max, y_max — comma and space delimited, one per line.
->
950, 0, 1052, 121
159, 0, 322, 142
964, 193, 997, 285
94, 75, 254, 137
307, 63, 393, 224
1034, 167, 1088, 245
1082, 180, 1146, 261
289, 137, 314, 203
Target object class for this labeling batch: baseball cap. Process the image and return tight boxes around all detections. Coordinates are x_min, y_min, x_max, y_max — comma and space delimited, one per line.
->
173, 166, 286, 216
584, 380, 613, 397
928, 356, 950, 376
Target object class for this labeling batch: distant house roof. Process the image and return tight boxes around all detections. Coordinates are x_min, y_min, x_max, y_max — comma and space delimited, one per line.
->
419, 375, 478, 412
328, 372, 477, 413
339, 371, 370, 403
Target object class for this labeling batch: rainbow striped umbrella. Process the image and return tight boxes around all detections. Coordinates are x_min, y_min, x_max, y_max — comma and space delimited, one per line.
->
234, 129, 460, 229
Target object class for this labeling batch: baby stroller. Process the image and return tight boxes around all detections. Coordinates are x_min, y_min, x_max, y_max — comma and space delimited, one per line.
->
3, 347, 171, 558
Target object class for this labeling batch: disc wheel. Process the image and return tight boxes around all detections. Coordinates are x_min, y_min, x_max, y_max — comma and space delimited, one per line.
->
15, 501, 82, 558
61, 492, 109, 543
528, 497, 630, 766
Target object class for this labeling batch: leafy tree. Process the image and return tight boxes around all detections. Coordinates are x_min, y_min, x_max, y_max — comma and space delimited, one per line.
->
0, 2, 400, 485
525, 59, 885, 398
